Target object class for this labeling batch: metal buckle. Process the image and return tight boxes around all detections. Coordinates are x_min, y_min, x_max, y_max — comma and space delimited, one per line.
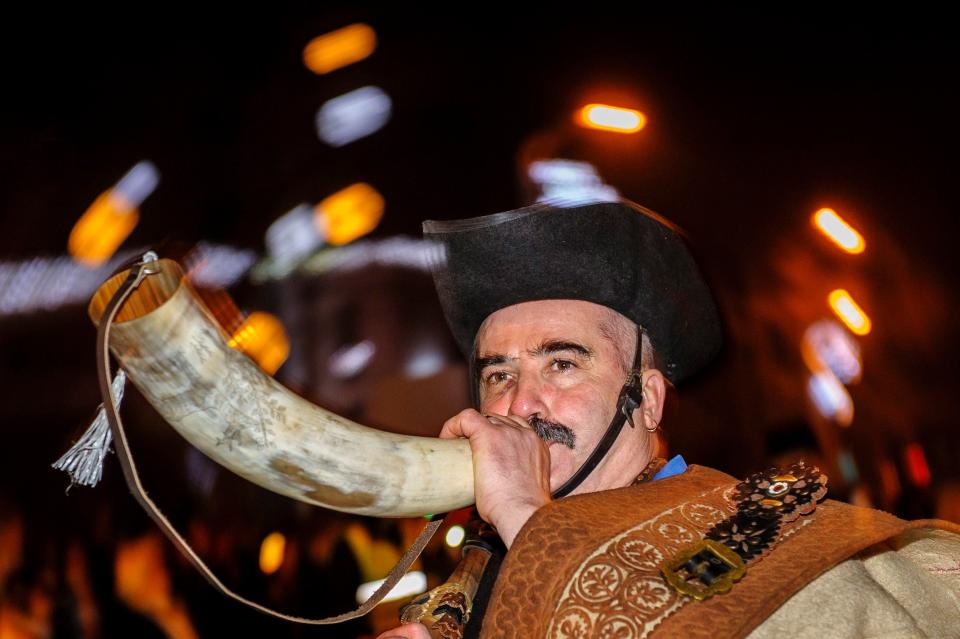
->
661, 539, 747, 601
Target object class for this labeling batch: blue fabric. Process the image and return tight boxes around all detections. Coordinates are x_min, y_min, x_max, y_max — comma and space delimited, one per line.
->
652, 454, 688, 481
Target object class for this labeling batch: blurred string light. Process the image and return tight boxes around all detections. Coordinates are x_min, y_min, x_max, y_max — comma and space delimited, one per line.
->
329, 340, 376, 378
801, 320, 862, 384
228, 311, 291, 375
303, 23, 377, 75
577, 104, 647, 133
0, 244, 255, 317
812, 208, 865, 254
316, 86, 392, 147
263, 184, 385, 275
528, 159, 619, 206
405, 345, 445, 379
355, 571, 427, 605
114, 160, 161, 204
306, 237, 433, 273
68, 161, 160, 266
807, 369, 854, 426
265, 204, 322, 268
828, 289, 872, 336
259, 532, 286, 575
253, 237, 436, 284
0, 256, 90, 315
188, 242, 258, 288
445, 525, 465, 548
904, 443, 932, 488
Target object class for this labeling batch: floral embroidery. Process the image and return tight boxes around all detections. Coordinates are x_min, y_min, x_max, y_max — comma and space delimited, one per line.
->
549, 464, 829, 637
548, 487, 730, 639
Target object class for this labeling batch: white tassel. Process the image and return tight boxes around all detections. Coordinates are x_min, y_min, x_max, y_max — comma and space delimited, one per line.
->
53, 369, 127, 490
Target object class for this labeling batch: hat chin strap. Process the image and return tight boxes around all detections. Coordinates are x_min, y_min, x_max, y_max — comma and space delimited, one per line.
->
551, 328, 646, 499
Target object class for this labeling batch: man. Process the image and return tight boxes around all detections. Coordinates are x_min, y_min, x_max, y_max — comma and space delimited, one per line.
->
439, 298, 663, 550
380, 199, 960, 638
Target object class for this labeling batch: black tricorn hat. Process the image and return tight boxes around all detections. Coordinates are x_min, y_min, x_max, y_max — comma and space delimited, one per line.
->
422, 198, 722, 384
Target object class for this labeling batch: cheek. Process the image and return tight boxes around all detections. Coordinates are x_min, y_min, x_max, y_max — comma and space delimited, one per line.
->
548, 446, 575, 481
479, 395, 509, 415
553, 389, 605, 430
554, 389, 618, 451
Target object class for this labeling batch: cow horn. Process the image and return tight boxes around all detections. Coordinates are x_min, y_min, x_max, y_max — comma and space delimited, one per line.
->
88, 258, 474, 517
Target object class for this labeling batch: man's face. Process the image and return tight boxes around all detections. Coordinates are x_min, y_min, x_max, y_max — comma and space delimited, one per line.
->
475, 299, 630, 492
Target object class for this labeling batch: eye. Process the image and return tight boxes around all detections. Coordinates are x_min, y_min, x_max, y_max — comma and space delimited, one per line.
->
551, 359, 576, 372
484, 370, 511, 385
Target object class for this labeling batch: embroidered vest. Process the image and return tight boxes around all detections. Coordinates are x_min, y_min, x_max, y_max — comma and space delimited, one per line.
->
479, 465, 949, 638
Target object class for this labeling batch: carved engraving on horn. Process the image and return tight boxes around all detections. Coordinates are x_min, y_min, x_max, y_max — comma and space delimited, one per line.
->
88, 259, 475, 517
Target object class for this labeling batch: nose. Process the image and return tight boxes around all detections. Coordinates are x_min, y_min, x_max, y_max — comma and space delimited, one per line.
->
506, 371, 549, 420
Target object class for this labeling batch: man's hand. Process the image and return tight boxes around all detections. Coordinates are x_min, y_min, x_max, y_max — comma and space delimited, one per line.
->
440, 409, 552, 548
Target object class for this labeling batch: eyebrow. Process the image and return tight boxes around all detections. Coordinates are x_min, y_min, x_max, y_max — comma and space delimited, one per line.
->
476, 354, 508, 371
476, 340, 593, 371
530, 339, 593, 358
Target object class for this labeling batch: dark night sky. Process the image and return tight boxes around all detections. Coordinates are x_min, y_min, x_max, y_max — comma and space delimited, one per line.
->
2, 13, 956, 258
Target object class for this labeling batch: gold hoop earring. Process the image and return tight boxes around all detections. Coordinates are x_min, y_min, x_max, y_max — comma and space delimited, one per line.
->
643, 410, 660, 433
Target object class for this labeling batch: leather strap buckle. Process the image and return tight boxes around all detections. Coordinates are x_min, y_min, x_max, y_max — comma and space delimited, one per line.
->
661, 539, 746, 601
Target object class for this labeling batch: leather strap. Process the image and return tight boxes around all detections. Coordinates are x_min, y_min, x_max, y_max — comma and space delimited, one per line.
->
552, 328, 646, 499
97, 253, 442, 624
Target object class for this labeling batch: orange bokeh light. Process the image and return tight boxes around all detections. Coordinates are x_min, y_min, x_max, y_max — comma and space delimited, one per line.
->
259, 532, 286, 575
577, 104, 647, 133
316, 183, 384, 245
228, 311, 290, 375
828, 289, 872, 336
303, 23, 377, 75
812, 208, 865, 254
68, 190, 139, 266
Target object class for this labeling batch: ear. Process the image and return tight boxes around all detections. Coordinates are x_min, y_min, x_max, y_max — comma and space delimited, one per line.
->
636, 368, 667, 431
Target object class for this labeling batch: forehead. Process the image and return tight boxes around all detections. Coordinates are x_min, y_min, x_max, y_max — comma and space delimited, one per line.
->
476, 299, 613, 353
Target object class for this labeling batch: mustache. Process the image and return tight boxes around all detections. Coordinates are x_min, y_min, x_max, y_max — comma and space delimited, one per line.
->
528, 415, 576, 449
